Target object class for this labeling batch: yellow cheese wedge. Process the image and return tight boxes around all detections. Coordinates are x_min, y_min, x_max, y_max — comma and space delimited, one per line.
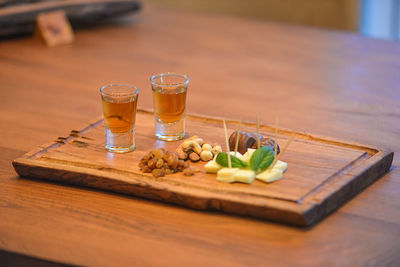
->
204, 160, 222, 173
217, 168, 239, 183
274, 160, 288, 173
256, 168, 283, 183
233, 169, 256, 184
242, 148, 256, 164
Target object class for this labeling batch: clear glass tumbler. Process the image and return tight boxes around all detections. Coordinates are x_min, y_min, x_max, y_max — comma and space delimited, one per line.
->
150, 73, 189, 141
100, 84, 140, 153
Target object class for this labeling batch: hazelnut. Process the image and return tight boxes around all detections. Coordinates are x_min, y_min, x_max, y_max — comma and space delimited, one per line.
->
212, 145, 222, 156
200, 150, 213, 161
202, 144, 212, 151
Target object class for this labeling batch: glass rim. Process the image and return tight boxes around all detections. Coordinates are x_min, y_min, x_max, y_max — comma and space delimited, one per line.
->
100, 84, 140, 97
150, 73, 189, 87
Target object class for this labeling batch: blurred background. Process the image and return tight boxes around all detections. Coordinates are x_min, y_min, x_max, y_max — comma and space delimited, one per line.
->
0, 0, 399, 40
146, 0, 400, 40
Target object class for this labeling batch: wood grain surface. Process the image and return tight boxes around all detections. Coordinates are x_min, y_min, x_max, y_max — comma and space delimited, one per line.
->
0, 4, 400, 266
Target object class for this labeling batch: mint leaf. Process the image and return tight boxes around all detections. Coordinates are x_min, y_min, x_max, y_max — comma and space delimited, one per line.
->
250, 146, 274, 172
216, 152, 248, 168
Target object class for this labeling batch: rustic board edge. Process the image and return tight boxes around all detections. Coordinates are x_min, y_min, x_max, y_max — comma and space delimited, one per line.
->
12, 150, 394, 227
12, 157, 308, 226
301, 150, 394, 225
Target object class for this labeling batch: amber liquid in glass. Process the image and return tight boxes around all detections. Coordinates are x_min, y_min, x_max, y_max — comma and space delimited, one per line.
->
152, 86, 186, 123
102, 95, 138, 133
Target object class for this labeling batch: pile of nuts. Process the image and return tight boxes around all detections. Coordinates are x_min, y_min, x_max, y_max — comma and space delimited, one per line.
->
176, 136, 222, 163
139, 148, 196, 177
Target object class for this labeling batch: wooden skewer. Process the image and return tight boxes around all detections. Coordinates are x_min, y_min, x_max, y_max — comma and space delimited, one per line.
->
274, 117, 278, 158
256, 115, 260, 148
268, 133, 296, 171
223, 120, 232, 168
234, 119, 242, 156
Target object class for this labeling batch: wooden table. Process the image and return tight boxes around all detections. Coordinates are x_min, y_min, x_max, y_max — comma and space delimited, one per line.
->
1, 4, 399, 266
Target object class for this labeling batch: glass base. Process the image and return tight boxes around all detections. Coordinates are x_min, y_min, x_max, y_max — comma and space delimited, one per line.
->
155, 117, 185, 141
105, 128, 135, 153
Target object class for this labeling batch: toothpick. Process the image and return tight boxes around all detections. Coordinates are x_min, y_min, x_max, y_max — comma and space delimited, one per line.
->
256, 115, 260, 148
234, 119, 242, 156
223, 120, 232, 168
274, 118, 278, 158
268, 133, 296, 171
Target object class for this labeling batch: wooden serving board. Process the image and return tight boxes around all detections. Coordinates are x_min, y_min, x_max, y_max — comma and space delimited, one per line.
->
12, 110, 393, 226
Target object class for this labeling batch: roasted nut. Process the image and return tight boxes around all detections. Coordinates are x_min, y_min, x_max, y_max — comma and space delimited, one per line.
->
183, 161, 190, 169
152, 148, 164, 159
183, 167, 200, 176
202, 143, 212, 151
182, 140, 202, 154
141, 165, 152, 173
177, 160, 184, 167
165, 169, 175, 174
152, 168, 166, 177
183, 169, 195, 176
166, 152, 178, 167
140, 148, 193, 176
143, 152, 153, 162
212, 145, 222, 156
193, 137, 204, 146
147, 158, 157, 168
176, 145, 188, 160
156, 158, 164, 168
189, 152, 200, 162
171, 159, 179, 170
200, 150, 213, 161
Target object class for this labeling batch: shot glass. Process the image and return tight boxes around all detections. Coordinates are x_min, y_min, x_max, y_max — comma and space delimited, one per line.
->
150, 73, 189, 141
100, 84, 140, 153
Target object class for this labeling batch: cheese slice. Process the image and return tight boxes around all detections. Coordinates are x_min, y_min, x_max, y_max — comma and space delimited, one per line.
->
233, 169, 256, 184
204, 160, 222, 173
274, 160, 288, 173
242, 148, 256, 164
229, 151, 244, 161
217, 168, 239, 183
256, 168, 283, 183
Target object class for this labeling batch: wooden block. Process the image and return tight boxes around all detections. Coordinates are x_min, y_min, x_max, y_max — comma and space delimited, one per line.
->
35, 10, 74, 47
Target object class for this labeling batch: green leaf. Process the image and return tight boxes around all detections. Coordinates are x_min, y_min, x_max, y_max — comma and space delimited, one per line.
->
250, 146, 274, 172
216, 152, 248, 168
